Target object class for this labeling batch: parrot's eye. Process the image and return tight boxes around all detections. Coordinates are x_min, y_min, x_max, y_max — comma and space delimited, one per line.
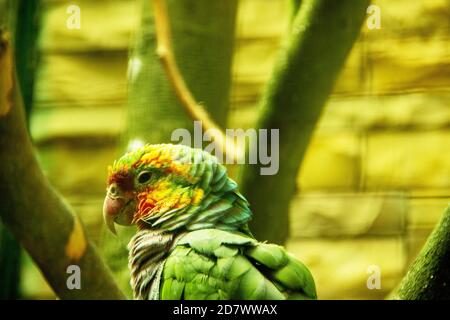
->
137, 171, 152, 184
110, 185, 118, 195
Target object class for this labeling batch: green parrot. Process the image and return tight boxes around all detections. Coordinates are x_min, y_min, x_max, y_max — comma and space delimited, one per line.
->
103, 144, 317, 300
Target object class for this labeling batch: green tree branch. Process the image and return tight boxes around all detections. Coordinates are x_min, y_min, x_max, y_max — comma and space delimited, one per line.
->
395, 205, 450, 299
288, 0, 302, 24
0, 27, 124, 299
239, 0, 370, 244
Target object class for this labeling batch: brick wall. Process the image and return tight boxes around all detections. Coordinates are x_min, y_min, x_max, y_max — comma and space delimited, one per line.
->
25, 0, 450, 299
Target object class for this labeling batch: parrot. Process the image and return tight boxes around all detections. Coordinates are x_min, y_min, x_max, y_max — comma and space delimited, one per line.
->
103, 143, 317, 300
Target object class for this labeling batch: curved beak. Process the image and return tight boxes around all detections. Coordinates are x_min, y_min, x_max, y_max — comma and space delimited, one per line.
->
103, 196, 121, 235
103, 185, 135, 235
103, 210, 117, 235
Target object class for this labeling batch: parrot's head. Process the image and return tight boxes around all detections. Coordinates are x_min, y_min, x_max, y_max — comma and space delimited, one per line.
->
103, 143, 247, 234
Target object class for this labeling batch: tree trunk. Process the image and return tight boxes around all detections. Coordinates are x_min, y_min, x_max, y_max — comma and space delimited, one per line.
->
14, 0, 39, 125
239, 0, 370, 244
0, 2, 124, 299
124, 0, 237, 145
0, 228, 21, 299
395, 205, 450, 299
0, 0, 39, 299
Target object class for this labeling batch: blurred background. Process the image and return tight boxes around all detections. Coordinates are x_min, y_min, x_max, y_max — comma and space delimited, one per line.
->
1, 0, 449, 299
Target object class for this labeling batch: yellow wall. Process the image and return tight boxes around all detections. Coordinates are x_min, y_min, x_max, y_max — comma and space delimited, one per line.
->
26, 0, 450, 299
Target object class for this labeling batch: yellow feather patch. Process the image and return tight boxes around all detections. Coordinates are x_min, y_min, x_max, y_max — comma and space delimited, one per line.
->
192, 188, 204, 205
65, 215, 87, 261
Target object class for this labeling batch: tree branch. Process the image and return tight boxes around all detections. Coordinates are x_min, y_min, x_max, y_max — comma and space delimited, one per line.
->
150, 0, 243, 162
0, 30, 125, 300
239, 0, 370, 244
288, 0, 303, 25
395, 205, 450, 299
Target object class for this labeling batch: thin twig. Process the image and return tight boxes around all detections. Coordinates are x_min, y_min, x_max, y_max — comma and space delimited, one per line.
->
150, 0, 242, 162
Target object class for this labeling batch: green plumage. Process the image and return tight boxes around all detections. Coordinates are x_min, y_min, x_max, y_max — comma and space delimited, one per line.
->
160, 229, 316, 300
108, 144, 316, 300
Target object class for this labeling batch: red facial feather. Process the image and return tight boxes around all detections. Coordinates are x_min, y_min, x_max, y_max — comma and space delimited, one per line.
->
134, 191, 156, 221
108, 170, 134, 192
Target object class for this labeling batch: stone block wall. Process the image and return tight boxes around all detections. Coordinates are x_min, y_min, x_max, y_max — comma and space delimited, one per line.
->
24, 0, 450, 299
